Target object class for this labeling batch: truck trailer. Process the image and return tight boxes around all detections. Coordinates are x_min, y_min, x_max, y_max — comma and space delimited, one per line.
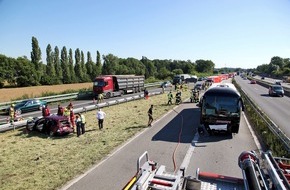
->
93, 75, 145, 99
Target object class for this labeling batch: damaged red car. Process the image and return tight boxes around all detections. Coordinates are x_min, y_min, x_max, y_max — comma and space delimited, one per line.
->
26, 115, 74, 136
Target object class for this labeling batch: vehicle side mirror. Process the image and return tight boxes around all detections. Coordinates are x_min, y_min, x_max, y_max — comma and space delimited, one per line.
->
239, 99, 244, 112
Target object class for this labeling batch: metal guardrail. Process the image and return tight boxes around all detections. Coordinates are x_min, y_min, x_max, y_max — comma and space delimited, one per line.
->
239, 87, 290, 153
0, 91, 163, 133
0, 82, 162, 110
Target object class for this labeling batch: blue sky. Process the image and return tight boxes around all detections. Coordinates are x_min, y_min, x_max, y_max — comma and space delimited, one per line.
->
0, 0, 290, 69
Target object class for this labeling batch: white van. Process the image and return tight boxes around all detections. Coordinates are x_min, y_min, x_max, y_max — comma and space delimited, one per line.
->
179, 74, 191, 81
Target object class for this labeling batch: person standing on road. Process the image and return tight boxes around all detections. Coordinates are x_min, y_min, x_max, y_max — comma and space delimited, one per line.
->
147, 105, 153, 127
67, 103, 75, 131
57, 104, 64, 116
42, 105, 50, 117
97, 109, 106, 130
167, 91, 173, 105
9, 104, 15, 124
75, 114, 82, 137
144, 88, 149, 99
97, 93, 104, 104
80, 113, 86, 134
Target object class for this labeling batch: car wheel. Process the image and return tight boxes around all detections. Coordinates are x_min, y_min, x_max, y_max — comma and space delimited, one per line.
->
120, 90, 124, 96
16, 109, 22, 115
26, 124, 34, 131
105, 92, 110, 99
49, 131, 55, 136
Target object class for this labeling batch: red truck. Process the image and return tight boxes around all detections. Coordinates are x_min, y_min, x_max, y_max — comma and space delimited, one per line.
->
93, 75, 145, 99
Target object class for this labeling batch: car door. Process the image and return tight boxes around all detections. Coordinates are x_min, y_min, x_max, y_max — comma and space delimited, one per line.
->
23, 100, 34, 112
34, 118, 46, 131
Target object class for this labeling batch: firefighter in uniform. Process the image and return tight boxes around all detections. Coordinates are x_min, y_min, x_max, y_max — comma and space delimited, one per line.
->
167, 91, 173, 105
9, 104, 15, 123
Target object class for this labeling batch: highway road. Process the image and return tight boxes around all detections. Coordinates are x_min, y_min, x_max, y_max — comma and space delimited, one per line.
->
235, 76, 290, 137
253, 75, 290, 89
61, 95, 259, 189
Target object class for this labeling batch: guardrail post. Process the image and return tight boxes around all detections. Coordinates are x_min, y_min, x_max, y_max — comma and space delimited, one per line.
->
11, 121, 15, 131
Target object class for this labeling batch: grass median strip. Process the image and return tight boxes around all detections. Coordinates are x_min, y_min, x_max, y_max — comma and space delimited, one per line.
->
0, 90, 190, 190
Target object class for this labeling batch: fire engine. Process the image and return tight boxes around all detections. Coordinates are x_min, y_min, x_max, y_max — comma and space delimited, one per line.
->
123, 150, 290, 190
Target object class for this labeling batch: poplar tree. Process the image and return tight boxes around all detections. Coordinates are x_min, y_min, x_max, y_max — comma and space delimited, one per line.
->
61, 46, 71, 84
80, 51, 88, 82
96, 50, 102, 76
69, 48, 77, 83
30, 36, 42, 84
74, 48, 82, 82
54, 46, 62, 83
45, 44, 56, 84
86, 51, 94, 80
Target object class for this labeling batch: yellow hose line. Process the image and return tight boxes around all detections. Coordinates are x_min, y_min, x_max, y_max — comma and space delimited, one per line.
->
123, 176, 137, 190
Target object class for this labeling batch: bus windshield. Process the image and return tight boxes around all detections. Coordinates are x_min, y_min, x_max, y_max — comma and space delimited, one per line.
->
203, 95, 240, 117
93, 80, 106, 87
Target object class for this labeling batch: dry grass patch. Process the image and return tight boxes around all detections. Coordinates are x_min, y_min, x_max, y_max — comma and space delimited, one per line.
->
0, 83, 92, 102
0, 91, 190, 190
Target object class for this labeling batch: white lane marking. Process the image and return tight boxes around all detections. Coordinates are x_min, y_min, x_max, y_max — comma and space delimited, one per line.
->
179, 111, 263, 174
180, 132, 199, 172
242, 112, 263, 153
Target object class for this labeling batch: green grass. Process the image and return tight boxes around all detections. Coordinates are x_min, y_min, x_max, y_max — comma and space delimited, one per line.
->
0, 89, 190, 190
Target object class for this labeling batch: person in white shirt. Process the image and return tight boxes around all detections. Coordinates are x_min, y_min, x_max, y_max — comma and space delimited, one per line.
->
97, 109, 106, 130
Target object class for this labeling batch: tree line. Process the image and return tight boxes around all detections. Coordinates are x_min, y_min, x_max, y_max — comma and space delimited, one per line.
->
0, 37, 216, 88
255, 56, 290, 78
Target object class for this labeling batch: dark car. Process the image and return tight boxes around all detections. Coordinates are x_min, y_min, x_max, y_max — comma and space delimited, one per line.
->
26, 115, 74, 136
161, 81, 172, 88
194, 83, 203, 90
197, 77, 205, 81
275, 81, 282, 85
6, 99, 47, 115
185, 77, 197, 83
269, 85, 284, 97
250, 80, 256, 84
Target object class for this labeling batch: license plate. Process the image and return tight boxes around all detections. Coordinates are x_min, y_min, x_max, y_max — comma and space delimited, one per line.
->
216, 120, 231, 124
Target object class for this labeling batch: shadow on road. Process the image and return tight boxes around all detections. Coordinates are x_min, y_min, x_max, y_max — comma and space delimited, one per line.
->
151, 108, 199, 143
151, 106, 234, 143
197, 133, 233, 144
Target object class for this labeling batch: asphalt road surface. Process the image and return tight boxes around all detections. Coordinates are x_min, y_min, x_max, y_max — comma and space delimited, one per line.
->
235, 76, 290, 137
61, 97, 259, 190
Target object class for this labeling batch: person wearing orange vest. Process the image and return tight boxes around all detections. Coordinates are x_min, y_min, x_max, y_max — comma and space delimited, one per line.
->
42, 105, 50, 117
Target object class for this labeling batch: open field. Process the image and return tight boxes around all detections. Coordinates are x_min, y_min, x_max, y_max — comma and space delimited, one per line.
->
0, 83, 92, 102
0, 90, 190, 190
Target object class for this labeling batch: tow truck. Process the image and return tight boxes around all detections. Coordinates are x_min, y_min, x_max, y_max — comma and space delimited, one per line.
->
123, 150, 290, 190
